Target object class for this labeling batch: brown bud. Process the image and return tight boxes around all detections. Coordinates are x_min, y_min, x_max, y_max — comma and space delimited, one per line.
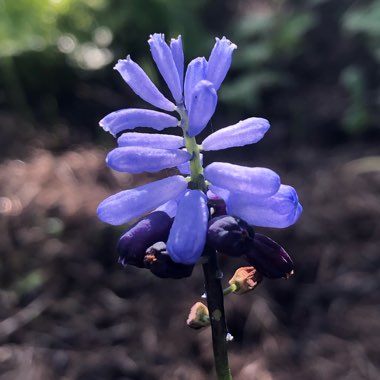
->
186, 302, 210, 329
228, 266, 262, 295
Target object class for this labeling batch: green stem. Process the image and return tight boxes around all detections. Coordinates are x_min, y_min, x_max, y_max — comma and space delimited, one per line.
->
203, 249, 233, 380
177, 104, 206, 192
223, 283, 238, 296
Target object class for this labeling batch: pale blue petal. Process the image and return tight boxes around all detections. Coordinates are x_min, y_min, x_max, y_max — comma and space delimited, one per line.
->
167, 190, 209, 264
226, 185, 302, 228
206, 36, 237, 90
106, 146, 191, 173
204, 162, 280, 197
117, 132, 184, 149
148, 33, 182, 103
170, 35, 184, 92
177, 153, 203, 175
184, 57, 207, 109
100, 109, 179, 137
188, 80, 217, 137
114, 56, 175, 111
202, 117, 270, 151
97, 175, 187, 225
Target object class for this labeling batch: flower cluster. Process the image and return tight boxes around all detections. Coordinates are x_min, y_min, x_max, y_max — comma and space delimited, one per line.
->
97, 33, 302, 276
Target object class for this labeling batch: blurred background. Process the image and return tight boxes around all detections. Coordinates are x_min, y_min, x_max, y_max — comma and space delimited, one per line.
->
0, 0, 379, 379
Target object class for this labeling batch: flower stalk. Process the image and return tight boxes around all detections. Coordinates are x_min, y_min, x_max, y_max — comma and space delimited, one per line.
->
203, 248, 233, 380
180, 103, 231, 379
178, 104, 206, 192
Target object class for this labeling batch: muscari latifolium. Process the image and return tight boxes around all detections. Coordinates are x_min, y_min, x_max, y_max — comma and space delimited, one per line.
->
97, 33, 302, 379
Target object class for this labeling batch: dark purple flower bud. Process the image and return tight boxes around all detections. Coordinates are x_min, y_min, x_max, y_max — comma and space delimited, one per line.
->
117, 211, 173, 268
207, 215, 255, 257
144, 242, 194, 279
244, 233, 294, 279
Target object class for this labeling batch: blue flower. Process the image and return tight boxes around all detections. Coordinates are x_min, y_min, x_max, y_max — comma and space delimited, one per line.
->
97, 33, 302, 266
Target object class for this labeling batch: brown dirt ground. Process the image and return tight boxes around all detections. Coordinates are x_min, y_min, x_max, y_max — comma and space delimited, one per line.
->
0, 133, 379, 379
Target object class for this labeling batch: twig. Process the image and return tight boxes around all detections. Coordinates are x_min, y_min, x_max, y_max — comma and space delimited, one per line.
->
0, 293, 51, 341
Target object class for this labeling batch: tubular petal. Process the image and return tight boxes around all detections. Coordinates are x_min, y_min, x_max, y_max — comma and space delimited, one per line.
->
118, 132, 184, 149
170, 35, 184, 92
202, 117, 270, 151
188, 80, 217, 137
204, 162, 280, 197
184, 57, 208, 109
167, 190, 209, 264
148, 34, 183, 103
97, 175, 187, 225
106, 146, 191, 173
100, 108, 179, 137
114, 56, 175, 111
226, 185, 303, 228
206, 36, 237, 90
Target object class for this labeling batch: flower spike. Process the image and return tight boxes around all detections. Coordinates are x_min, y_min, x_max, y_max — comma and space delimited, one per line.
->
114, 56, 176, 111
148, 33, 183, 103
98, 34, 303, 379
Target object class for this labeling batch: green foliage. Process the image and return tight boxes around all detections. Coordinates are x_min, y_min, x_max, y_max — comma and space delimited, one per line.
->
0, 0, 379, 141
0, 0, 105, 57
221, 8, 316, 108
343, 1, 380, 41
341, 0, 380, 134
0, 0, 209, 66
221, 0, 380, 139
0, 0, 212, 124
14, 269, 45, 295
340, 66, 371, 134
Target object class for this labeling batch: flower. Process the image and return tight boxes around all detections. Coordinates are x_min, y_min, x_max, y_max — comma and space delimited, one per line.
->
97, 33, 302, 269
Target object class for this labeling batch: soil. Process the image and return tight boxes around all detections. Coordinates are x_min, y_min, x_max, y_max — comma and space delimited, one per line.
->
0, 116, 379, 380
